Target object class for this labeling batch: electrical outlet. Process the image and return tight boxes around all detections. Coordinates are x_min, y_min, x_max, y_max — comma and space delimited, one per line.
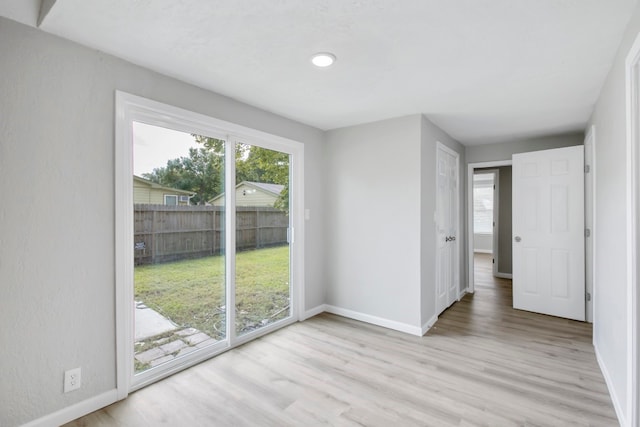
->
64, 368, 81, 393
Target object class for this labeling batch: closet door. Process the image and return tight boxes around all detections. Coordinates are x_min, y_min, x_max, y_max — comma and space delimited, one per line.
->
436, 142, 459, 315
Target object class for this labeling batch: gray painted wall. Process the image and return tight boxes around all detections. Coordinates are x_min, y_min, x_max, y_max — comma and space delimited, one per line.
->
465, 132, 585, 164
497, 166, 512, 275
0, 17, 325, 427
588, 2, 640, 421
473, 233, 492, 252
325, 115, 423, 328
324, 114, 465, 332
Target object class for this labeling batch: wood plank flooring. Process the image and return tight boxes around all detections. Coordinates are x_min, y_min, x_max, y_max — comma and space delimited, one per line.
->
65, 253, 617, 426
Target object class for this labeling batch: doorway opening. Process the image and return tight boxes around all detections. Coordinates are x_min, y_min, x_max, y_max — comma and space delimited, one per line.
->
466, 161, 512, 295
472, 170, 498, 273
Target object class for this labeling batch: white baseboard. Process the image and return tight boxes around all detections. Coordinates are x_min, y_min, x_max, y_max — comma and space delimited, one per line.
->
495, 272, 513, 279
324, 305, 423, 336
22, 389, 118, 427
421, 314, 438, 336
458, 288, 470, 300
473, 249, 492, 254
595, 344, 626, 426
302, 304, 327, 320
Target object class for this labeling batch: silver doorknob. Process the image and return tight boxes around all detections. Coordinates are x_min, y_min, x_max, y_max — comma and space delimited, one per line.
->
514, 236, 521, 242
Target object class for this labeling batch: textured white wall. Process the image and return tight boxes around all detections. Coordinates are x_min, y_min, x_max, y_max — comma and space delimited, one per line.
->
325, 115, 423, 328
0, 17, 325, 427
588, 3, 640, 422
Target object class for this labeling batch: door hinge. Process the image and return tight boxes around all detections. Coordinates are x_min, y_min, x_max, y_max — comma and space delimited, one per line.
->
493, 184, 496, 190
585, 228, 591, 238
586, 292, 592, 302
585, 165, 591, 173
492, 258, 495, 264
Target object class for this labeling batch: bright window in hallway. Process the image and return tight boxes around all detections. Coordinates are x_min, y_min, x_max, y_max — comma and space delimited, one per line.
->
473, 173, 494, 234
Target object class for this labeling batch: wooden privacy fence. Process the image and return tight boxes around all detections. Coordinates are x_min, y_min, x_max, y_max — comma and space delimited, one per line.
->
134, 204, 288, 265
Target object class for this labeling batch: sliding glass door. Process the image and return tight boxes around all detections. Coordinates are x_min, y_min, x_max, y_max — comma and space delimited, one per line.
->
116, 94, 302, 392
233, 142, 291, 338
132, 123, 227, 376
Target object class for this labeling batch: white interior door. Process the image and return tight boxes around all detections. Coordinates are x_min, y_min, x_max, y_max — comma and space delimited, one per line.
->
512, 145, 585, 321
436, 143, 459, 315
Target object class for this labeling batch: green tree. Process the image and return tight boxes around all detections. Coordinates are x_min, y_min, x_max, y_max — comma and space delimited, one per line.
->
145, 136, 289, 210
143, 138, 225, 205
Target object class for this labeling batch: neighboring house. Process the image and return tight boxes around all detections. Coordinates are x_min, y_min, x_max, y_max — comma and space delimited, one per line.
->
210, 181, 284, 207
133, 175, 194, 206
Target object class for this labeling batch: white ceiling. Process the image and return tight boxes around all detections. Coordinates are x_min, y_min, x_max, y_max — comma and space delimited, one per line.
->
1, 0, 637, 145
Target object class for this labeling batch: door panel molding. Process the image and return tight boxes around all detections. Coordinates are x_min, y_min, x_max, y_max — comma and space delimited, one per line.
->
512, 146, 585, 321
435, 142, 460, 315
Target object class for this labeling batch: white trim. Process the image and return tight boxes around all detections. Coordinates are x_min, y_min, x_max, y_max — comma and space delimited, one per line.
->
115, 91, 305, 395
494, 272, 513, 279
458, 289, 469, 300
225, 138, 237, 345
625, 32, 640, 427
300, 304, 435, 335
473, 169, 500, 272
302, 304, 327, 320
324, 305, 423, 336
21, 390, 118, 427
467, 160, 512, 294
596, 345, 627, 426
584, 125, 596, 324
492, 169, 500, 276
421, 314, 438, 335
114, 91, 133, 400
163, 194, 178, 205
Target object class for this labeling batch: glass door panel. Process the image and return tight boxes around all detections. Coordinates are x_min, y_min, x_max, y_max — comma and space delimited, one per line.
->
234, 142, 291, 336
132, 122, 226, 374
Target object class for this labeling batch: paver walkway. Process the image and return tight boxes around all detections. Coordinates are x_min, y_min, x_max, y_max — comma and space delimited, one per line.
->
134, 303, 219, 369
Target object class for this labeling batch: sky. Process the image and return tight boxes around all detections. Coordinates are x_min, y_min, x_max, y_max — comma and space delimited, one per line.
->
133, 121, 198, 176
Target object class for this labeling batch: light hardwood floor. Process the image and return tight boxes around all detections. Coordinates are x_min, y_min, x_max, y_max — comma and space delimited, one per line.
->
65, 254, 617, 426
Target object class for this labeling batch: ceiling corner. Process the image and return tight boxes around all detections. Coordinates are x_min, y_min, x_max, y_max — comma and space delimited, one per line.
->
37, 0, 57, 27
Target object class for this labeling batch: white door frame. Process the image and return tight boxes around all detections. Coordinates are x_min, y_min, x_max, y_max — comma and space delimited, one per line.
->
625, 32, 640, 427
491, 169, 500, 277
584, 126, 596, 324
466, 160, 511, 293
470, 169, 500, 271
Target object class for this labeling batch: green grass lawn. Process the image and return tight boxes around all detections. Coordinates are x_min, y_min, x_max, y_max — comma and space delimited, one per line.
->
135, 246, 290, 340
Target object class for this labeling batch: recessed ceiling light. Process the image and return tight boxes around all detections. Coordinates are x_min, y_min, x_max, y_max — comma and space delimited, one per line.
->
311, 52, 336, 68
